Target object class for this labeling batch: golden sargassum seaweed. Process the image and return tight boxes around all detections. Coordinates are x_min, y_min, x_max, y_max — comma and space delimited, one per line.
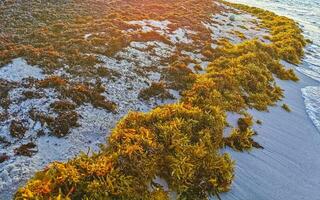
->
14, 1, 306, 199
0, 0, 222, 71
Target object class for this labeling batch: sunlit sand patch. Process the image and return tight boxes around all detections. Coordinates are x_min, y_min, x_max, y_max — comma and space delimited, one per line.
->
204, 9, 270, 47
127, 19, 196, 44
97, 54, 178, 110
0, 58, 44, 82
116, 41, 176, 68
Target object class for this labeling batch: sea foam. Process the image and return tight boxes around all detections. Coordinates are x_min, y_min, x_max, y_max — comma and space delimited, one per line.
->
302, 86, 320, 133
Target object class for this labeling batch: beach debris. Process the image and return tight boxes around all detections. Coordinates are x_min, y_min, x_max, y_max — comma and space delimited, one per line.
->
282, 103, 292, 112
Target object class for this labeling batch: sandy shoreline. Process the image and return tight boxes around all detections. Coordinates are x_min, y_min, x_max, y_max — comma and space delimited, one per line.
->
222, 63, 320, 200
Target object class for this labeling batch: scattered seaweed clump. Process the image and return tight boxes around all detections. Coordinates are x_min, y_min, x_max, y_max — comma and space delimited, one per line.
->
282, 103, 291, 112
223, 128, 262, 151
50, 100, 77, 112
51, 111, 79, 137
66, 84, 117, 112
223, 115, 263, 151
0, 80, 14, 109
138, 82, 174, 101
38, 76, 117, 112
237, 114, 253, 132
96, 66, 121, 79
38, 76, 67, 88
29, 109, 55, 128
29, 109, 79, 137
14, 142, 38, 157
22, 90, 43, 100
0, 112, 7, 122
10, 120, 27, 139
0, 153, 9, 163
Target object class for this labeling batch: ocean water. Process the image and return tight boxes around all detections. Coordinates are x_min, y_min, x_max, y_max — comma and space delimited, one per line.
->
227, 0, 320, 133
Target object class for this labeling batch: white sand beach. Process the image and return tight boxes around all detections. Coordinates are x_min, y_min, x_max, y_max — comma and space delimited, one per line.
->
222, 63, 320, 200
